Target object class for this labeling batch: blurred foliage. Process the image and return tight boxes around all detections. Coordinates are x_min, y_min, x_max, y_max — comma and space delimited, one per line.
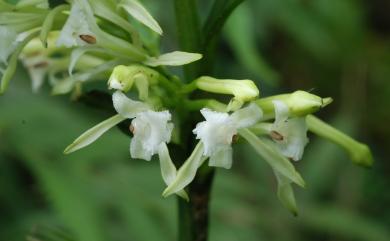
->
1, 0, 390, 241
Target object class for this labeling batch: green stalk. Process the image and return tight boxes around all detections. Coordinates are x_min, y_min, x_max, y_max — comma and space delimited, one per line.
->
174, 0, 202, 81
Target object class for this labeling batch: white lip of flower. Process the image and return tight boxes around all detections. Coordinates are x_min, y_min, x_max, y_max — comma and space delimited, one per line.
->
56, 1, 96, 47
130, 110, 174, 161
20, 54, 50, 92
270, 100, 309, 161
193, 103, 263, 169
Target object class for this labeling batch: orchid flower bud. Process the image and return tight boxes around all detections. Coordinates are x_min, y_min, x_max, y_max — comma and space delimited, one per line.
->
255, 90, 332, 120
193, 76, 259, 102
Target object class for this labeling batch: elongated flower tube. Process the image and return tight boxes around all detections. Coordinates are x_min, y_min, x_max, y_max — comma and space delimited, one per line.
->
162, 104, 262, 197
306, 115, 373, 167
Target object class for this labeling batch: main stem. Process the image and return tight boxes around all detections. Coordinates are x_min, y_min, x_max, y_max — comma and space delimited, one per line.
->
174, 0, 215, 241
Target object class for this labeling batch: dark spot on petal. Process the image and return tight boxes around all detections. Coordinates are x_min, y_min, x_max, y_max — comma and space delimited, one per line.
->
129, 124, 135, 134
79, 34, 96, 44
32, 61, 49, 68
232, 134, 239, 143
270, 131, 284, 141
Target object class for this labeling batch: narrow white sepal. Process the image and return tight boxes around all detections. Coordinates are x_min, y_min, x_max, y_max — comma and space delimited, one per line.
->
275, 170, 298, 216
119, 0, 163, 35
162, 142, 206, 197
230, 103, 263, 128
64, 114, 125, 154
144, 51, 202, 67
112, 91, 150, 119
158, 143, 189, 200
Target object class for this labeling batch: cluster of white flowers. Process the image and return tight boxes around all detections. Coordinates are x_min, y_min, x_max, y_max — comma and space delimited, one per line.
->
2, 0, 372, 214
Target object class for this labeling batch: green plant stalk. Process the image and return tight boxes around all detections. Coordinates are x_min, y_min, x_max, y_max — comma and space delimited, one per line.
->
174, 0, 202, 81
174, 1, 215, 241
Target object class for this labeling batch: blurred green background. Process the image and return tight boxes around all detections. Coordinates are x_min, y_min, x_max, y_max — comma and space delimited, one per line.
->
1, 0, 390, 241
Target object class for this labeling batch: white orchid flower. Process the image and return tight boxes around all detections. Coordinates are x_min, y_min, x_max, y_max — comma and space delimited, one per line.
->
270, 100, 309, 161
64, 91, 187, 199
162, 103, 262, 198
56, 1, 96, 47
193, 103, 263, 169
130, 110, 173, 161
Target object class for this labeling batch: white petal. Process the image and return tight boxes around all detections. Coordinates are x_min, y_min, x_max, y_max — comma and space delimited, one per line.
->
272, 100, 289, 124
209, 146, 233, 169
64, 114, 125, 154
162, 142, 206, 197
56, 1, 96, 48
144, 51, 202, 67
0, 26, 18, 64
158, 143, 189, 200
275, 170, 298, 215
112, 91, 150, 118
131, 110, 173, 157
275, 118, 309, 161
119, 0, 163, 35
69, 47, 98, 76
130, 136, 153, 161
193, 109, 236, 156
158, 143, 177, 184
230, 103, 263, 128
21, 55, 49, 92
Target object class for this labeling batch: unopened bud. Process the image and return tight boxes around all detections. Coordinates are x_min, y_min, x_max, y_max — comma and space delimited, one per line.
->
195, 76, 259, 102
255, 90, 333, 120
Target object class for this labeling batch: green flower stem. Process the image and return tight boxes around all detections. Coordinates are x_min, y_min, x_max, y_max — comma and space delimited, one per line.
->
174, 1, 216, 241
306, 115, 373, 167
